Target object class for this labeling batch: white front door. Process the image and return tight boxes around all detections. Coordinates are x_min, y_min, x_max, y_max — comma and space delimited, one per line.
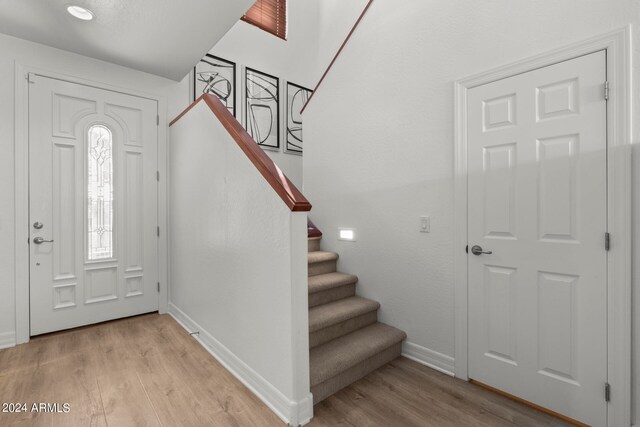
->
467, 51, 607, 426
29, 75, 159, 335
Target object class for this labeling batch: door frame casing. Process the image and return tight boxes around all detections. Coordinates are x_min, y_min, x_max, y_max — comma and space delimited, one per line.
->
453, 27, 632, 426
14, 65, 170, 344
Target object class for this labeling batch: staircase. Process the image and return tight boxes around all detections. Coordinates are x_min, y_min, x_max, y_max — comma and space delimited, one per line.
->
307, 234, 407, 404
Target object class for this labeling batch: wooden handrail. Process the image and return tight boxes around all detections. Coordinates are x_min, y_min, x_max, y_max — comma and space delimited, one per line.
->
307, 219, 322, 238
170, 94, 312, 212
300, 0, 374, 114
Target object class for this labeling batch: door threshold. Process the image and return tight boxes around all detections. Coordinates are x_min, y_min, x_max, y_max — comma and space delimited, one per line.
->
29, 311, 160, 339
469, 379, 590, 427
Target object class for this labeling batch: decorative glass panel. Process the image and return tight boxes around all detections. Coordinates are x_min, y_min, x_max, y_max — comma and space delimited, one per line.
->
87, 125, 114, 260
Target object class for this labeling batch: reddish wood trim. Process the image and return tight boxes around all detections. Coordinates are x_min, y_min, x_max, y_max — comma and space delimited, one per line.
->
170, 94, 312, 212
307, 219, 323, 238
469, 380, 589, 427
300, 0, 374, 114
169, 97, 202, 126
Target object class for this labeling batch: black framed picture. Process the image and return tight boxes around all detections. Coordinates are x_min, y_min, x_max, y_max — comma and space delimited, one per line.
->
194, 55, 236, 116
244, 67, 280, 150
285, 82, 312, 155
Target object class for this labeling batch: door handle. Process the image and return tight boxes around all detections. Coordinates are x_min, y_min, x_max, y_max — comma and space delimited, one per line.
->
33, 237, 54, 244
471, 245, 492, 256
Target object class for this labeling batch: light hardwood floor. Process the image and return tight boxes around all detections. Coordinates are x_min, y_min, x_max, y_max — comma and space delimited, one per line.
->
0, 314, 570, 426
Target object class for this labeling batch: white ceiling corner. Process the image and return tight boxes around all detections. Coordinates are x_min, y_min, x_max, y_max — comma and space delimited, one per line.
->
0, 0, 255, 81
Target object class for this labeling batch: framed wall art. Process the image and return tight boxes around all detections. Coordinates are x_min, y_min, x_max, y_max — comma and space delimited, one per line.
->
244, 67, 280, 150
194, 54, 236, 116
285, 82, 312, 155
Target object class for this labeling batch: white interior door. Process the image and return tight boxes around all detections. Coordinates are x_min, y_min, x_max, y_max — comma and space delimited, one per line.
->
467, 51, 607, 426
29, 75, 159, 335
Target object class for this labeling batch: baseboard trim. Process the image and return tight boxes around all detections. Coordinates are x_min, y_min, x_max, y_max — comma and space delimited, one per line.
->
402, 341, 455, 377
0, 331, 16, 349
168, 303, 313, 426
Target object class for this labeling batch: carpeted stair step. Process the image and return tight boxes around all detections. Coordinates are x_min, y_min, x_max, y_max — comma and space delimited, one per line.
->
308, 272, 358, 307
309, 296, 379, 348
308, 251, 338, 277
308, 236, 321, 252
310, 322, 406, 404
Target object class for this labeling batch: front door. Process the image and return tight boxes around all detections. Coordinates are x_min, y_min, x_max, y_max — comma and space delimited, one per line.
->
467, 51, 607, 426
29, 75, 159, 335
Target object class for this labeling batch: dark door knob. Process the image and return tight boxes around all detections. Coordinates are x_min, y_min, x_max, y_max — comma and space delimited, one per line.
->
33, 237, 54, 244
471, 245, 492, 256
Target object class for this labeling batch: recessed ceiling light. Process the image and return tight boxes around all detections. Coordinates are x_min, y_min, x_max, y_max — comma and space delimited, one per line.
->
67, 5, 94, 21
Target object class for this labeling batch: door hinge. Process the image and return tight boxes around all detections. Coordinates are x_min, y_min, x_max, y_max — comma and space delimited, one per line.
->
25, 73, 36, 84
157, 115, 160, 126
605, 232, 610, 251
157, 282, 160, 293
604, 81, 610, 101
156, 171, 160, 182
157, 226, 160, 237
605, 382, 611, 402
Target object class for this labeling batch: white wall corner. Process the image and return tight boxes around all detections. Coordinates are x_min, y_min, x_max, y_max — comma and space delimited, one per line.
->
168, 303, 312, 426
289, 212, 313, 426
157, 95, 170, 315
402, 341, 455, 377
0, 331, 16, 350
14, 62, 30, 345
291, 393, 313, 427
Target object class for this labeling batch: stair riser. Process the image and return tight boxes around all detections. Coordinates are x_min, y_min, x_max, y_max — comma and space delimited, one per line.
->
308, 260, 337, 277
309, 284, 356, 308
308, 238, 321, 252
310, 311, 378, 349
311, 342, 403, 404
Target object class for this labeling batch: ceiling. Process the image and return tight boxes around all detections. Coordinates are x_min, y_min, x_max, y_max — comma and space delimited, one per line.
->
0, 0, 256, 81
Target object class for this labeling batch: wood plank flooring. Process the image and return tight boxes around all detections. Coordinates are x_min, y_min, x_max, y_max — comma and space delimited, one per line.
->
0, 314, 570, 426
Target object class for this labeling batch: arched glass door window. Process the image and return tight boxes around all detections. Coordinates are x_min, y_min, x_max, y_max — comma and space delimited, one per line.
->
87, 124, 114, 260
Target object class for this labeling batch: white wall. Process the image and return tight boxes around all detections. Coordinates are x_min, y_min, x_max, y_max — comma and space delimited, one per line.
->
0, 32, 184, 348
304, 0, 640, 417
169, 101, 311, 425
314, 0, 370, 84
